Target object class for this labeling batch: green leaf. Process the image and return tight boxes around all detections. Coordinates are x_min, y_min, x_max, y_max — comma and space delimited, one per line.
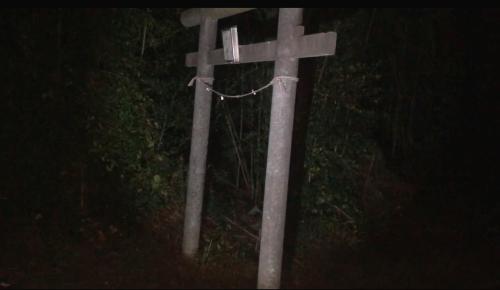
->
151, 174, 161, 190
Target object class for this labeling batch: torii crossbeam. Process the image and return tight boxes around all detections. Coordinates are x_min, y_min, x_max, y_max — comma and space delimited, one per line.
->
180, 8, 336, 289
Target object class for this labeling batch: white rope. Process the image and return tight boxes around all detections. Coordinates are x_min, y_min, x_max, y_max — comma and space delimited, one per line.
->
187, 76, 214, 87
187, 75, 299, 100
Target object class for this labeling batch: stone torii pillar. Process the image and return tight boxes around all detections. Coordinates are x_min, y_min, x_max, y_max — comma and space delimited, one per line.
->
180, 8, 336, 289
181, 9, 218, 259
257, 9, 302, 288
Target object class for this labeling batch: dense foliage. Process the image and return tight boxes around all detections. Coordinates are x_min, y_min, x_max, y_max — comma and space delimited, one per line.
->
3, 8, 488, 253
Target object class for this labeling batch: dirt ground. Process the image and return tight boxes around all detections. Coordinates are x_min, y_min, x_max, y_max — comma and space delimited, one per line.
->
1, 198, 499, 289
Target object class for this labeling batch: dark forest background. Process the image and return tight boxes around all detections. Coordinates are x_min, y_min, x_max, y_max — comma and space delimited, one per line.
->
0, 8, 499, 288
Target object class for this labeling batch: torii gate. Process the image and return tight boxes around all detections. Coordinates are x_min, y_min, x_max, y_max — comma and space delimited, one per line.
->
180, 8, 336, 288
